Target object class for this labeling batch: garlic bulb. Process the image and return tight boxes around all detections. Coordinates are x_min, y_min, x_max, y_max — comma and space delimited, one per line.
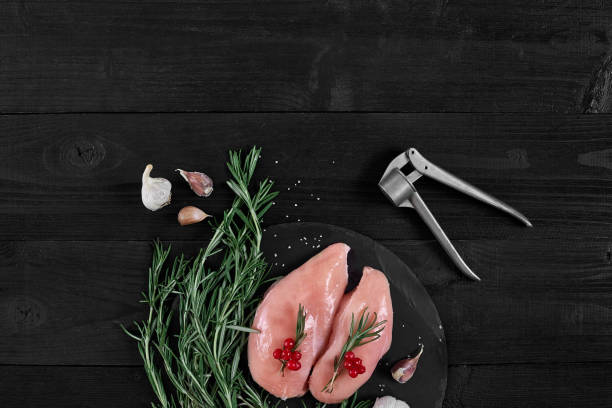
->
373, 396, 410, 408
141, 164, 172, 211
178, 206, 210, 226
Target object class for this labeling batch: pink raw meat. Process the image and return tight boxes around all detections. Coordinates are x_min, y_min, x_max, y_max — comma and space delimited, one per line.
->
248, 243, 350, 399
309, 266, 393, 404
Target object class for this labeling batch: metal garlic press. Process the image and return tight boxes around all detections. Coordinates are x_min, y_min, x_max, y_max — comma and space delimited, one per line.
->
379, 148, 532, 281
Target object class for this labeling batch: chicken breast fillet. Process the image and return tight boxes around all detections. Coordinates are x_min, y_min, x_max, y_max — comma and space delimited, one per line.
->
309, 266, 393, 404
248, 243, 350, 399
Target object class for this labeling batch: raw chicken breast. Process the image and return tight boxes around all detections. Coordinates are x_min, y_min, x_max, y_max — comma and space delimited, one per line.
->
248, 243, 350, 399
309, 266, 393, 404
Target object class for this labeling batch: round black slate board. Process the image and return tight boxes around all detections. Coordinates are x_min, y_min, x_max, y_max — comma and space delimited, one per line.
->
261, 222, 447, 408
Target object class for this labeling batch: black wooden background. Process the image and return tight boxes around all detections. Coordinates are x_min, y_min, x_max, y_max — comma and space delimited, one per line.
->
2, 1, 612, 407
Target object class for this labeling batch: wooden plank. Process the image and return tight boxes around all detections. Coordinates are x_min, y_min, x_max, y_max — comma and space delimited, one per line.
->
2, 363, 611, 407
444, 363, 612, 408
1, 0, 611, 112
1, 239, 610, 365
1, 113, 612, 241
0, 366, 153, 408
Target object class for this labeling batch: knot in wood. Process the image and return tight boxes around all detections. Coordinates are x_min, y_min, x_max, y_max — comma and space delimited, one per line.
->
62, 138, 106, 170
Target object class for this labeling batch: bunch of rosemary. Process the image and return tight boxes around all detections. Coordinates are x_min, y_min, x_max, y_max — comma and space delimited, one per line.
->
124, 147, 373, 408
124, 147, 278, 408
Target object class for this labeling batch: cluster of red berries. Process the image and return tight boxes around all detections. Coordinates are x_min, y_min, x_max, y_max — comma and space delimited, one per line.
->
272, 338, 302, 371
342, 351, 366, 378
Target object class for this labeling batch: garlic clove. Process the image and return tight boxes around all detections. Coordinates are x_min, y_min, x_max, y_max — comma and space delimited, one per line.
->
176, 169, 213, 197
390, 344, 424, 384
141, 164, 172, 211
178, 206, 210, 226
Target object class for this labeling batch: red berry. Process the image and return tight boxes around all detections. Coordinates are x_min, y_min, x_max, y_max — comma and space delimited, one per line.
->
344, 351, 355, 360
281, 349, 291, 360
284, 338, 295, 349
357, 364, 366, 374
343, 359, 354, 369
287, 360, 301, 371
291, 351, 302, 361
352, 357, 362, 366
272, 349, 283, 359
348, 368, 358, 378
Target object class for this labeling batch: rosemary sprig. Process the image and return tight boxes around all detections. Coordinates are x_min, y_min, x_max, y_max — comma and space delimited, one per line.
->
294, 303, 307, 350
280, 303, 307, 375
123, 147, 279, 408
322, 308, 386, 393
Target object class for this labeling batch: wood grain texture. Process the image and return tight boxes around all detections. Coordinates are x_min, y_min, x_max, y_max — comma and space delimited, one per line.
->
2, 363, 611, 407
444, 363, 612, 408
0, 366, 153, 408
2, 0, 612, 112
1, 113, 612, 241
1, 239, 610, 365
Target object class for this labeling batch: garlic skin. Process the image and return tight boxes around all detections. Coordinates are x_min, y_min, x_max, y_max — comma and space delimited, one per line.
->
141, 164, 172, 211
391, 344, 424, 384
373, 396, 410, 408
178, 206, 210, 226
176, 169, 213, 197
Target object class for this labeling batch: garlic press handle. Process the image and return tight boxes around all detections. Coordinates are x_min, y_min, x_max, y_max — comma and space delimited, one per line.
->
408, 148, 532, 227
409, 189, 481, 281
